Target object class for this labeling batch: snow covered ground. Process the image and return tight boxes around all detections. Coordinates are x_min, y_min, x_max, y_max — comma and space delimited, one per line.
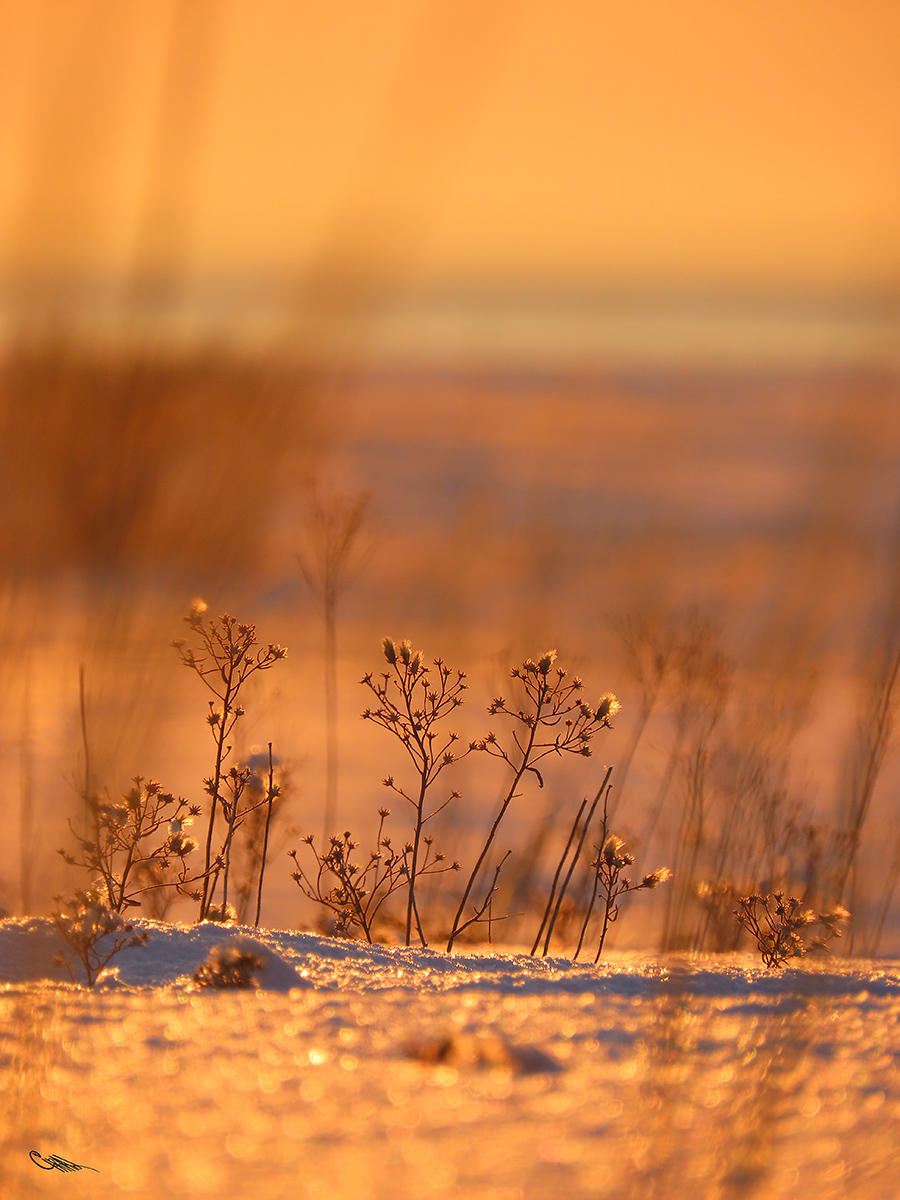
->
2, 918, 899, 1199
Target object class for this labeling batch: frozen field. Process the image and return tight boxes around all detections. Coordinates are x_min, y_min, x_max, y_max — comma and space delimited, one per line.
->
2, 919, 899, 1199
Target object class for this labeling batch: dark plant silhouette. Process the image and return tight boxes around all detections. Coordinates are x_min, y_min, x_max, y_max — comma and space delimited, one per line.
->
361, 638, 470, 945
254, 744, 280, 927
200, 748, 287, 926
173, 601, 286, 919
532, 766, 613, 957
447, 651, 619, 952
734, 891, 849, 969
289, 809, 458, 943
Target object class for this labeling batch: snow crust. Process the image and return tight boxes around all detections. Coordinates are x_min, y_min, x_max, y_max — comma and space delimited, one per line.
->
2, 918, 899, 1199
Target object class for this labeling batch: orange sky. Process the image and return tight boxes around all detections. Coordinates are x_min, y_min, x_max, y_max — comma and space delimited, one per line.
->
1, 1, 899, 299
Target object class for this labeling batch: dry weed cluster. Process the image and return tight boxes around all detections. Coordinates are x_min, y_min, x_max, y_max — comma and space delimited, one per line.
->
52, 600, 869, 977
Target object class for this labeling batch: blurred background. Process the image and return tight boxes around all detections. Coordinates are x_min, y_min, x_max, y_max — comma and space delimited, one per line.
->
1, 0, 898, 950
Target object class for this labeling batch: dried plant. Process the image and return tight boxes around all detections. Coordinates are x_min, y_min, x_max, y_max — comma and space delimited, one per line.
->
173, 601, 286, 920
203, 902, 238, 924
217, 764, 253, 915
833, 633, 900, 914
192, 945, 264, 989
869, 826, 900, 956
290, 809, 458, 943
296, 485, 371, 840
641, 613, 731, 860
734, 891, 849, 969
447, 651, 619, 952
575, 834, 671, 962
129, 859, 183, 920
446, 849, 513, 947
532, 766, 613, 957
253, 747, 279, 928
58, 778, 201, 913
51, 886, 149, 987
222, 745, 285, 927
694, 878, 745, 952
660, 629, 733, 949
361, 638, 470, 945
610, 611, 681, 813
196, 750, 287, 926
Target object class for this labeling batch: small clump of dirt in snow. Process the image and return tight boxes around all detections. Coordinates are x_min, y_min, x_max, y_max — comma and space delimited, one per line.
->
405, 1031, 562, 1074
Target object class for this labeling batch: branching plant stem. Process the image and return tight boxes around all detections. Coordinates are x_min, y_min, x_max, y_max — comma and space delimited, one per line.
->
447, 653, 618, 952
361, 638, 468, 946
173, 602, 286, 921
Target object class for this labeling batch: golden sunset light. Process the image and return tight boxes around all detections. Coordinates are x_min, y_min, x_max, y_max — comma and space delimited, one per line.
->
1, 0, 898, 355
1, 6, 900, 1199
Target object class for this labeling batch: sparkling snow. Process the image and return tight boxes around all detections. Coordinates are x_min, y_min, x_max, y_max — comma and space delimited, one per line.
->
2, 918, 899, 1198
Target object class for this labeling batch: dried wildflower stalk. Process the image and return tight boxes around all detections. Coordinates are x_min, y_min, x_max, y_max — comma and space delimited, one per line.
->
575, 834, 671, 962
533, 765, 614, 957
447, 849, 512, 946
361, 639, 468, 946
59, 777, 201, 913
218, 763, 252, 915
447, 651, 619, 952
254, 744, 279, 927
734, 891, 849, 969
173, 601, 286, 920
290, 808, 457, 942
52, 886, 150, 987
206, 749, 285, 925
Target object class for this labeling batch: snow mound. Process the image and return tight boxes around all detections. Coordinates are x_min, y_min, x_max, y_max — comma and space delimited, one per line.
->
191, 935, 311, 991
2, 917, 900, 997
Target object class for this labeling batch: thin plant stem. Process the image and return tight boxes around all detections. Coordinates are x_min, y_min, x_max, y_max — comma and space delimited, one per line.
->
542, 767, 613, 957
530, 797, 587, 956
254, 743, 276, 928
200, 659, 235, 918
574, 788, 611, 960
447, 697, 543, 952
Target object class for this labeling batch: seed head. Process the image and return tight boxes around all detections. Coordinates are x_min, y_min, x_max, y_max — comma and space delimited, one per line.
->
641, 867, 672, 889
186, 597, 208, 627
537, 650, 558, 676
601, 833, 626, 865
